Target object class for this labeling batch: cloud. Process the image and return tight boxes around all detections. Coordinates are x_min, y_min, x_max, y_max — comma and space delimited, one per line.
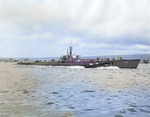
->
0, 0, 150, 57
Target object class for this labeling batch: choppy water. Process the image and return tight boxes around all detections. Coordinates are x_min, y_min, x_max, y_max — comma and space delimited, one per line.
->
26, 64, 150, 117
1, 64, 150, 117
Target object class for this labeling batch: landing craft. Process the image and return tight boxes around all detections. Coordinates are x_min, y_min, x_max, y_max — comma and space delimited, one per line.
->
111, 56, 140, 68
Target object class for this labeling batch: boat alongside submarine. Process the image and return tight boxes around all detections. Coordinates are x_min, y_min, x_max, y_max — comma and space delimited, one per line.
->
18, 46, 140, 69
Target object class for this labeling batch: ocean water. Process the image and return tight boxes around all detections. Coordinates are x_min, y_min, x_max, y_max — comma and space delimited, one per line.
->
18, 64, 150, 117
1, 63, 150, 117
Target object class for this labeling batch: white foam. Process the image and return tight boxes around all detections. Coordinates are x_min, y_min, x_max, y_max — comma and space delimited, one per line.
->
96, 66, 120, 70
67, 66, 85, 69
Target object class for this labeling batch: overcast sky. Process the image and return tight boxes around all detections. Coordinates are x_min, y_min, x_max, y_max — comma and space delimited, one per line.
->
0, 0, 150, 58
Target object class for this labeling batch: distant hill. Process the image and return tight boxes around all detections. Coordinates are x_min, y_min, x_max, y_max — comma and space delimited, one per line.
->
1, 54, 149, 61
81, 54, 150, 61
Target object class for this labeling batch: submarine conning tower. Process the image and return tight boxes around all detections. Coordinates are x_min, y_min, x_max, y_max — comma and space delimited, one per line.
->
70, 46, 73, 56
67, 46, 73, 60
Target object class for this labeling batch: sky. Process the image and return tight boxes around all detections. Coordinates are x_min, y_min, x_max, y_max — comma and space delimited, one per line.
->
0, 0, 150, 58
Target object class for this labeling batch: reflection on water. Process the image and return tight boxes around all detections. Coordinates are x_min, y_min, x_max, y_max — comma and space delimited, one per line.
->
0, 64, 150, 117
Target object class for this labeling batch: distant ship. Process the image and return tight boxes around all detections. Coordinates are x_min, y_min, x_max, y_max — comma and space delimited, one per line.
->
143, 57, 150, 64
18, 45, 140, 68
